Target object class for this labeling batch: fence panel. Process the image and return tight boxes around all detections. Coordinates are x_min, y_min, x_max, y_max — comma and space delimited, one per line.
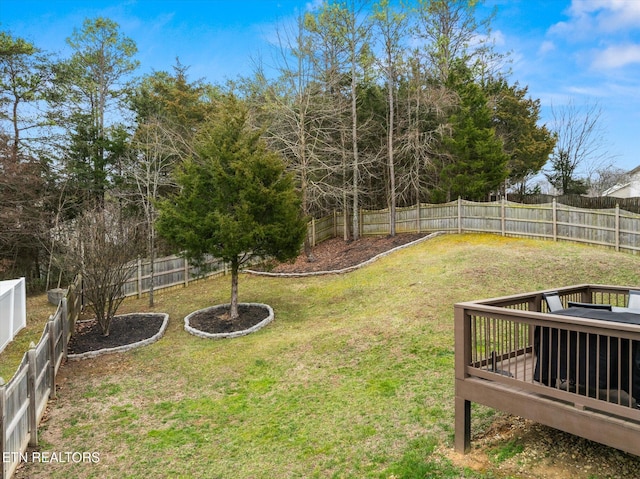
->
362, 209, 391, 236
0, 295, 76, 479
556, 205, 617, 247
419, 202, 459, 232
33, 330, 52, 425
335, 212, 346, 239
154, 255, 188, 289
619, 209, 640, 253
304, 200, 640, 254
396, 206, 418, 233
309, 215, 335, 246
121, 254, 227, 299
2, 356, 30, 479
504, 202, 554, 239
460, 201, 502, 234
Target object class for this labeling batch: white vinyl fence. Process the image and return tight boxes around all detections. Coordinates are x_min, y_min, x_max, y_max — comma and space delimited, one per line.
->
0, 279, 26, 354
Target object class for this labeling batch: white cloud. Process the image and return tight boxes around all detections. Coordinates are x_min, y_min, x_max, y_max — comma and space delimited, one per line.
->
538, 40, 555, 55
555, 0, 640, 35
490, 30, 507, 48
566, 84, 612, 97
591, 44, 640, 69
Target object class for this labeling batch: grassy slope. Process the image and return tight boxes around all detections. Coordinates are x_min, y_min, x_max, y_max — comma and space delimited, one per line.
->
15, 234, 640, 478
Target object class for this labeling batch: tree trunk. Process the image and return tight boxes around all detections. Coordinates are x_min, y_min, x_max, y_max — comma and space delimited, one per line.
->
148, 226, 155, 307
351, 60, 360, 241
230, 256, 240, 320
388, 62, 396, 237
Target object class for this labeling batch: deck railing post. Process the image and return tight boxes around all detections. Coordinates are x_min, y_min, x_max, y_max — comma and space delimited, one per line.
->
454, 303, 472, 452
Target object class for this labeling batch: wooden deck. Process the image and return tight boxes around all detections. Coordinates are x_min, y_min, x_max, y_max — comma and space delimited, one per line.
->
455, 284, 640, 457
486, 351, 537, 382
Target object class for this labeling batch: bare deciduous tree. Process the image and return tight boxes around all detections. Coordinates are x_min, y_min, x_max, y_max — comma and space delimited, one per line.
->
546, 100, 613, 194
588, 166, 629, 197
372, 0, 408, 236
122, 117, 185, 306
306, 1, 374, 240
62, 204, 142, 336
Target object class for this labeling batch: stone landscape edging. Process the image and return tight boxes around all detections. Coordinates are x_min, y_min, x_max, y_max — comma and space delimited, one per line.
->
245, 231, 445, 277
67, 312, 170, 361
184, 302, 274, 339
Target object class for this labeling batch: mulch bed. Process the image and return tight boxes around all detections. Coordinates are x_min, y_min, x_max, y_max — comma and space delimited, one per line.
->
257, 233, 428, 273
68, 314, 164, 354
187, 304, 269, 334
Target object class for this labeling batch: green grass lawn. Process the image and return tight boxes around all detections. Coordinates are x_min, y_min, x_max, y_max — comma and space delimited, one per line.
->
13, 233, 640, 478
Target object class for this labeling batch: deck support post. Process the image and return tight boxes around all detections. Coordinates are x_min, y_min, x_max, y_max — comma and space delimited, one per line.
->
455, 395, 471, 453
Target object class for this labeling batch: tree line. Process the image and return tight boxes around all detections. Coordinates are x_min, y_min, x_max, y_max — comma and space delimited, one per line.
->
0, 0, 620, 290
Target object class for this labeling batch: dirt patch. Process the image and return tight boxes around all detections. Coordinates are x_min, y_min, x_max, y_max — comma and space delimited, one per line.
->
258, 233, 429, 273
187, 304, 269, 334
68, 314, 165, 355
445, 414, 640, 479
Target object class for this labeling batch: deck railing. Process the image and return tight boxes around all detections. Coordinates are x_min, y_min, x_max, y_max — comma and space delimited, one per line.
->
455, 284, 640, 457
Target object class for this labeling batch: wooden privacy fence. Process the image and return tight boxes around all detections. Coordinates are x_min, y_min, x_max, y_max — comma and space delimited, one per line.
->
324, 198, 640, 254
0, 277, 82, 479
119, 198, 640, 300
121, 254, 227, 299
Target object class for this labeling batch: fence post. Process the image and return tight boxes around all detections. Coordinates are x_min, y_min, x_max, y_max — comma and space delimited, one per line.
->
552, 198, 558, 242
61, 297, 69, 359
27, 342, 38, 447
311, 218, 316, 248
501, 198, 506, 236
615, 204, 620, 252
48, 317, 57, 400
416, 202, 421, 233
458, 197, 462, 234
184, 258, 189, 287
137, 257, 143, 299
1, 377, 6, 479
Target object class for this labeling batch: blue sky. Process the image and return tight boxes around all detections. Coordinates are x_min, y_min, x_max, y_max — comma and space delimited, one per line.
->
1, 0, 639, 173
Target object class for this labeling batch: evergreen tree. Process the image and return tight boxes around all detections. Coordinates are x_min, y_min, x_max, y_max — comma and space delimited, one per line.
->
486, 79, 556, 195
54, 17, 139, 209
437, 63, 508, 201
157, 95, 307, 320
